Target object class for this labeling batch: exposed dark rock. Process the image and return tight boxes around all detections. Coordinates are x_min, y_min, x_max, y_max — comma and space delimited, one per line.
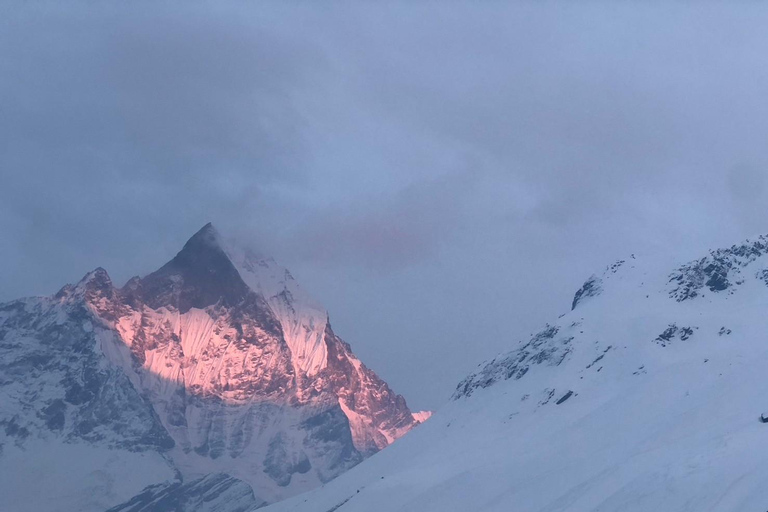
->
654, 324, 696, 347
0, 300, 174, 451
586, 346, 612, 369
321, 321, 416, 455
454, 325, 573, 398
572, 276, 603, 310
136, 223, 252, 314
263, 433, 312, 487
539, 388, 556, 406
106, 473, 265, 512
41, 399, 66, 431
668, 236, 768, 301
301, 406, 363, 482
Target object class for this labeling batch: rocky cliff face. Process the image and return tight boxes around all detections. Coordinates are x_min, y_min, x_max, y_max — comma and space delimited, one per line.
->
0, 223, 424, 511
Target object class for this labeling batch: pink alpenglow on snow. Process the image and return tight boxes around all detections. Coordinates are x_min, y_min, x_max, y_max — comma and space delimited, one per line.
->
0, 223, 427, 511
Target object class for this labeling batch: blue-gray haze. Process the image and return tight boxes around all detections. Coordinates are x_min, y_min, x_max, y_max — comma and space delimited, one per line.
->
2, 2, 767, 410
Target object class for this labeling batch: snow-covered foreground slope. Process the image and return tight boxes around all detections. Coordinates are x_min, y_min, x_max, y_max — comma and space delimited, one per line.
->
265, 238, 768, 512
0, 224, 423, 511
0, 441, 175, 512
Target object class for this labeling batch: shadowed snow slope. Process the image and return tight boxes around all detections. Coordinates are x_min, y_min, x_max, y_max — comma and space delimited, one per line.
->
264, 236, 768, 512
0, 223, 424, 512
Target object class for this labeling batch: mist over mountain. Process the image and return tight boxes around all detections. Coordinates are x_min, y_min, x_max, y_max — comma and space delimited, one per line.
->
3, 3, 768, 512
0, 224, 425, 511
264, 233, 768, 512
5, 3, 768, 412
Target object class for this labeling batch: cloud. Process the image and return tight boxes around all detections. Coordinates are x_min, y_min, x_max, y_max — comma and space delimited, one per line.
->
0, 3, 318, 295
3, 2, 768, 408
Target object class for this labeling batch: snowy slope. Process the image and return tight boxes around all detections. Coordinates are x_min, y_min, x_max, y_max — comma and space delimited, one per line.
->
224, 245, 329, 377
0, 223, 422, 511
263, 237, 768, 512
106, 473, 264, 512
0, 284, 178, 512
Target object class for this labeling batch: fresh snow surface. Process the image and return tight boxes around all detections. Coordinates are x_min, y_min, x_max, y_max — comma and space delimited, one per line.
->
263, 241, 768, 512
225, 244, 329, 377
0, 440, 175, 512
0, 223, 421, 510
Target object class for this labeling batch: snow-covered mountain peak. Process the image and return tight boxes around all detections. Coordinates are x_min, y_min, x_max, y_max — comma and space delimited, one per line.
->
0, 223, 422, 510
146, 223, 332, 377
187, 221, 224, 247
261, 232, 768, 512
56, 266, 113, 297
223, 244, 329, 377
135, 223, 250, 313
667, 234, 768, 302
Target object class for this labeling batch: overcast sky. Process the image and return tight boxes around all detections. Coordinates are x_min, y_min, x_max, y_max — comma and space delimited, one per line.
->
2, 2, 768, 410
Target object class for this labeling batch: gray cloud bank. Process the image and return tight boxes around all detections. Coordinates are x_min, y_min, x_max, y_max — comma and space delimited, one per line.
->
2, 2, 768, 409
